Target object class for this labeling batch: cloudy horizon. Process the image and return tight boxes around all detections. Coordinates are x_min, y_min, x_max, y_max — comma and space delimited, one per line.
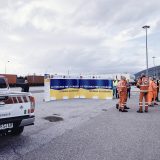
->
0, 0, 160, 76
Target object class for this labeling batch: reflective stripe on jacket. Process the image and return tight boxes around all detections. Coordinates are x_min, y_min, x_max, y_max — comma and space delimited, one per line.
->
137, 77, 149, 91
148, 80, 154, 92
117, 80, 127, 92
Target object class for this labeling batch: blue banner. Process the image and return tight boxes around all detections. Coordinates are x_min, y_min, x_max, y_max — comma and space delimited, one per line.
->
50, 79, 79, 90
79, 79, 113, 89
49, 79, 113, 100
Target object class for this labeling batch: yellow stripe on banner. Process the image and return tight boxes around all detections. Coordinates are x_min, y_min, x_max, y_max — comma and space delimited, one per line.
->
50, 88, 113, 100
50, 88, 80, 100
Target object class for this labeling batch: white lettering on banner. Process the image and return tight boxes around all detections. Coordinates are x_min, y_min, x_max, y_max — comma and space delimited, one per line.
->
80, 86, 112, 89
51, 86, 112, 89
51, 86, 79, 89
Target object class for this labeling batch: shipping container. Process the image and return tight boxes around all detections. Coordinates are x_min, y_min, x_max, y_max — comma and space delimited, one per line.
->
0, 74, 17, 86
27, 75, 44, 86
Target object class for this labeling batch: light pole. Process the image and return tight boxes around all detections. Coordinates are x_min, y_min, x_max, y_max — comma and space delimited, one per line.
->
5, 60, 10, 74
142, 25, 150, 76
152, 56, 156, 78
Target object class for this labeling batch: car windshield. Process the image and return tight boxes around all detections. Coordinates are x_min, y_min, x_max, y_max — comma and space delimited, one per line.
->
0, 78, 7, 88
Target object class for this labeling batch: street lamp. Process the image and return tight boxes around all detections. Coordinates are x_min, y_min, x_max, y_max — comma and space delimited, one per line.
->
5, 60, 10, 74
152, 56, 156, 78
142, 25, 150, 76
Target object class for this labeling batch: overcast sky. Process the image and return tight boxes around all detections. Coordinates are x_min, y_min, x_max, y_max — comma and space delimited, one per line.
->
0, 0, 160, 76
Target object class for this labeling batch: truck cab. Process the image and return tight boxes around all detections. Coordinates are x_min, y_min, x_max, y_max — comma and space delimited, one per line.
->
0, 76, 35, 135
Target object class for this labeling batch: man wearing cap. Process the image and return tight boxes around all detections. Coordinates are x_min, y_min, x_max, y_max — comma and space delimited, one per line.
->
136, 73, 149, 113
117, 76, 128, 112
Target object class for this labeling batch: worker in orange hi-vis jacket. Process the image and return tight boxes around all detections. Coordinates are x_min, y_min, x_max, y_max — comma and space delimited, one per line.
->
117, 76, 128, 112
116, 79, 129, 110
136, 73, 149, 113
153, 79, 158, 105
148, 77, 154, 107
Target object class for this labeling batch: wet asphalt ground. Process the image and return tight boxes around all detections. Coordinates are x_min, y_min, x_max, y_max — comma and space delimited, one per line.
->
0, 87, 160, 160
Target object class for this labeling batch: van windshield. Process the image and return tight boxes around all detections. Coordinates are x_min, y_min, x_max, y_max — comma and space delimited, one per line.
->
0, 78, 7, 88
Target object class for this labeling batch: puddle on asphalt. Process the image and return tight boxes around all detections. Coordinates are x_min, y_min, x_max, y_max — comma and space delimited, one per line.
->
44, 116, 64, 122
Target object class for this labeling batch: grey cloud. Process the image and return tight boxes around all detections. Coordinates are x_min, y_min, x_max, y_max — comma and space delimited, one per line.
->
0, 0, 160, 75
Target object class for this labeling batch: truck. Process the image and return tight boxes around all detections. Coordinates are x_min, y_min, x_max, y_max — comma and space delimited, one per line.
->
0, 76, 35, 135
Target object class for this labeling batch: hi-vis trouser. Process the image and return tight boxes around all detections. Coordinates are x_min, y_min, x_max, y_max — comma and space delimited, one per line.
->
153, 90, 157, 102
119, 91, 127, 109
124, 92, 128, 107
139, 91, 148, 111
148, 91, 153, 105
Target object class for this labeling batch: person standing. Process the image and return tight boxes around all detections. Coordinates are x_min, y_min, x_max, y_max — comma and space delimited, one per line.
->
148, 77, 154, 107
124, 79, 130, 109
155, 79, 160, 102
153, 79, 158, 105
113, 79, 118, 99
116, 80, 119, 99
136, 73, 149, 113
22, 80, 30, 92
127, 79, 131, 99
117, 76, 128, 112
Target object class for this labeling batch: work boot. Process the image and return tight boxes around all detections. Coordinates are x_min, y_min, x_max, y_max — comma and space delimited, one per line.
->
137, 109, 143, 113
124, 106, 130, 109
119, 109, 128, 112
116, 104, 119, 109
144, 110, 148, 113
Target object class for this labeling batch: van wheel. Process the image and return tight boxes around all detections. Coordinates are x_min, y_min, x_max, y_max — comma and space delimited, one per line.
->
10, 127, 24, 136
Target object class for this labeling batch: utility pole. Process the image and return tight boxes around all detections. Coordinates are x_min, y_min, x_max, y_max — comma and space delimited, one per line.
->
152, 56, 156, 78
142, 25, 150, 76
5, 60, 10, 74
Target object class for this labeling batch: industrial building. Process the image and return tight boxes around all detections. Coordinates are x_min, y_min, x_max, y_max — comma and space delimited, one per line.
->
135, 65, 160, 79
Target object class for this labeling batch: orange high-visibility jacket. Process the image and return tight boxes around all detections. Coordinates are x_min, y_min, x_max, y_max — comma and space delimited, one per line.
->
117, 80, 127, 92
137, 77, 149, 91
149, 80, 154, 92
153, 81, 158, 91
